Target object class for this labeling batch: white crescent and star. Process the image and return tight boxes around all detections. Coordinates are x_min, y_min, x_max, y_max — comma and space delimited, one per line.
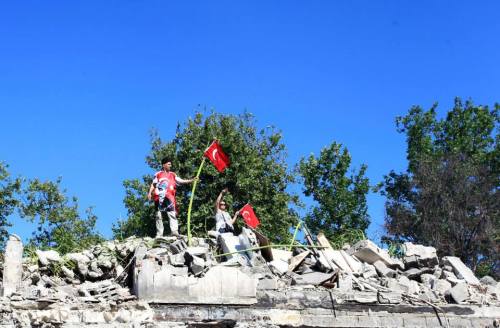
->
242, 211, 250, 219
212, 148, 219, 162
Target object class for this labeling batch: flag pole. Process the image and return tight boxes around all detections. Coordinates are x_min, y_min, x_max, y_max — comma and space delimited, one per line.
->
187, 156, 206, 246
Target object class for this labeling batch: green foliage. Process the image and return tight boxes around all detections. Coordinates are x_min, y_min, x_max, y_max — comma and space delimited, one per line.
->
298, 142, 370, 245
114, 111, 300, 242
328, 228, 366, 250
379, 98, 499, 278
0, 162, 21, 250
381, 237, 406, 259
20, 177, 103, 254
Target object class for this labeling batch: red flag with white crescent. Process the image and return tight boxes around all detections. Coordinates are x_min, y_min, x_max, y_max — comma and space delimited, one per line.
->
204, 141, 230, 173
240, 203, 260, 229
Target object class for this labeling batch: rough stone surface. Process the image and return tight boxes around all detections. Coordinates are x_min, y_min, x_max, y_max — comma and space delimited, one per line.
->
373, 260, 397, 278
348, 239, 403, 269
448, 282, 470, 304
433, 279, 452, 295
442, 256, 480, 285
1, 234, 498, 327
403, 242, 439, 269
480, 276, 497, 286
2, 235, 23, 297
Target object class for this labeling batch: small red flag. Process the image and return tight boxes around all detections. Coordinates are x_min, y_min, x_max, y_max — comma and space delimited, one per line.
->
240, 204, 260, 229
204, 141, 230, 172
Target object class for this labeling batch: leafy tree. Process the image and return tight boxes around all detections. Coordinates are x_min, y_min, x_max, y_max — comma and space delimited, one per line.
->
298, 142, 370, 245
114, 111, 300, 242
0, 162, 21, 250
20, 177, 103, 254
379, 98, 499, 277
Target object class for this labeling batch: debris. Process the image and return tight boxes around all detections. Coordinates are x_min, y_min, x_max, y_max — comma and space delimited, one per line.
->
348, 240, 403, 270
2, 235, 23, 297
442, 256, 480, 285
403, 242, 439, 268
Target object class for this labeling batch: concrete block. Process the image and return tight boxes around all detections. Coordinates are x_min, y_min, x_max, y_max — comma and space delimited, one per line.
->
378, 291, 402, 304
292, 271, 334, 286
185, 246, 207, 257
317, 232, 351, 272
442, 256, 480, 285
340, 250, 362, 273
337, 274, 353, 291
403, 242, 438, 269
2, 235, 23, 297
169, 239, 188, 254
288, 250, 310, 272
269, 259, 289, 275
361, 263, 378, 279
449, 282, 469, 304
347, 239, 403, 269
134, 258, 155, 300
386, 278, 409, 294
373, 260, 397, 278
257, 278, 278, 290
271, 249, 292, 263
479, 275, 496, 286
420, 273, 436, 289
433, 279, 452, 295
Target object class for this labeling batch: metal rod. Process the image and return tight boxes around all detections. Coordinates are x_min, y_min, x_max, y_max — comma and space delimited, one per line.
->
288, 221, 302, 251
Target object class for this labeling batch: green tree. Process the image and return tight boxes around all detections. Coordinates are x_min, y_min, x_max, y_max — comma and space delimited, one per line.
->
298, 142, 370, 245
114, 111, 300, 242
0, 162, 21, 250
20, 177, 103, 254
379, 98, 499, 277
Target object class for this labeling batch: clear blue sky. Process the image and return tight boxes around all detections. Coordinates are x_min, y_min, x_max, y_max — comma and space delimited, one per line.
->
1, 1, 499, 243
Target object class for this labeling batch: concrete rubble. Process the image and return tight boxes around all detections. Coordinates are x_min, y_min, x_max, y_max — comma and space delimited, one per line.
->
0, 233, 498, 327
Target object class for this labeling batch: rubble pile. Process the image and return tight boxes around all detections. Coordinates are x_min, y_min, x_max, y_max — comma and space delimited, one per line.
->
0, 230, 499, 327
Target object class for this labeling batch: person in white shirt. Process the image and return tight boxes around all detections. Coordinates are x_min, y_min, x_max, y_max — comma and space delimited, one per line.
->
214, 188, 239, 234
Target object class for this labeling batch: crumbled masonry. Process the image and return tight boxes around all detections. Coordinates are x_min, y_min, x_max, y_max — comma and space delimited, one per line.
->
0, 232, 499, 327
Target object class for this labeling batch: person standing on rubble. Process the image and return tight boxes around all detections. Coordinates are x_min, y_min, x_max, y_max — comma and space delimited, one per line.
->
214, 188, 239, 234
147, 157, 198, 237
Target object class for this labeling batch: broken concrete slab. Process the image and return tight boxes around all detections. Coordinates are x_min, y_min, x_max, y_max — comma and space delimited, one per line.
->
169, 239, 188, 255
448, 282, 470, 304
269, 259, 289, 275
36, 249, 61, 266
433, 279, 452, 295
338, 274, 353, 292
480, 276, 497, 286
420, 273, 436, 289
403, 242, 438, 269
340, 250, 362, 273
2, 235, 23, 297
271, 249, 292, 263
257, 278, 278, 290
189, 255, 205, 276
288, 250, 310, 272
292, 271, 336, 286
402, 267, 433, 280
361, 263, 378, 279
378, 291, 402, 304
347, 240, 403, 270
316, 232, 351, 272
442, 256, 480, 285
386, 278, 409, 294
373, 260, 397, 278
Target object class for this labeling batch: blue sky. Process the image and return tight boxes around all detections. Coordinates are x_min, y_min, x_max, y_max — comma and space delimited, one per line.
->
1, 1, 499, 243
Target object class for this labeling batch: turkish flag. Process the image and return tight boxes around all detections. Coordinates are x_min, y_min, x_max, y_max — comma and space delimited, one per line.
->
204, 141, 230, 172
240, 204, 260, 228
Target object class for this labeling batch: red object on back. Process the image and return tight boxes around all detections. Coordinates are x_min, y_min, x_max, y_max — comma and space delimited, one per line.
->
204, 141, 230, 172
240, 204, 260, 228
